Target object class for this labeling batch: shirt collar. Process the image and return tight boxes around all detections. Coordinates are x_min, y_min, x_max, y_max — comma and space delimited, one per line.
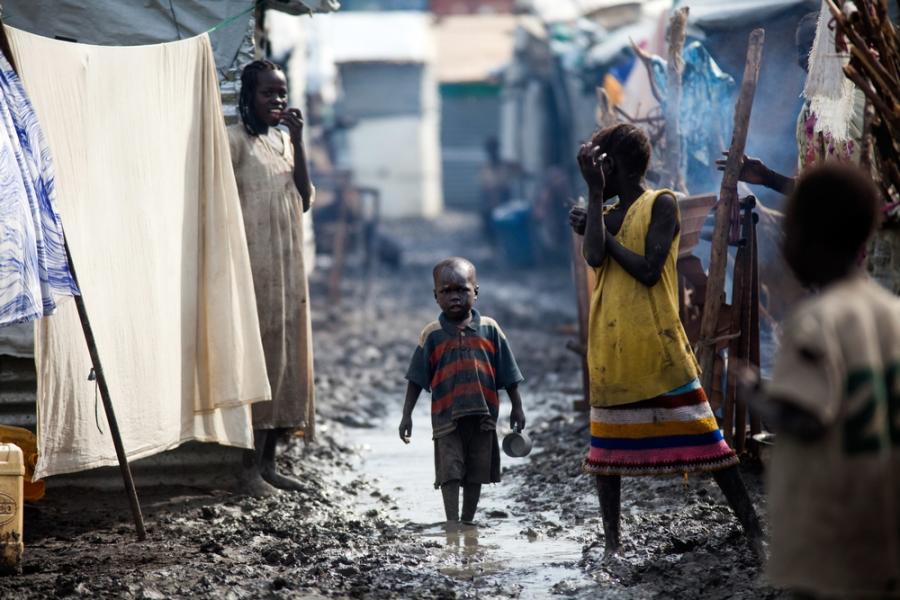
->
439, 308, 481, 335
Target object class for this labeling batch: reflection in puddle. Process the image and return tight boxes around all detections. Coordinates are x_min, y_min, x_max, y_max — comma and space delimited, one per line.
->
437, 524, 494, 578
346, 405, 599, 598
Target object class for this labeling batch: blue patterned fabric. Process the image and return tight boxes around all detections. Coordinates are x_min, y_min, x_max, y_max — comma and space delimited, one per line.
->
649, 41, 736, 169
0, 52, 78, 326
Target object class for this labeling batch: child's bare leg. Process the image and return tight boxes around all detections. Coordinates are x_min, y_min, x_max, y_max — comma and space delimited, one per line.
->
238, 431, 280, 496
461, 483, 481, 524
712, 466, 764, 554
595, 474, 621, 554
441, 480, 460, 523
259, 428, 304, 491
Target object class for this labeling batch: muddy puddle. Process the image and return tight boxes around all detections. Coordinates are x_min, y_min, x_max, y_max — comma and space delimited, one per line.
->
344, 402, 598, 599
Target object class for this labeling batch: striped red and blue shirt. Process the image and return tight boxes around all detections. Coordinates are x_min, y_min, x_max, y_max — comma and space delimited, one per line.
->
406, 309, 524, 439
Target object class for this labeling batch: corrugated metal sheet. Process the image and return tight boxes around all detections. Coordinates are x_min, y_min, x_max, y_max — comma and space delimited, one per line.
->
0, 356, 36, 430
338, 63, 424, 118
440, 85, 501, 209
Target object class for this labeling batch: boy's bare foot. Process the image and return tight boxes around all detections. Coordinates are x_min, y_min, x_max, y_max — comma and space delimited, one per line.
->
444, 520, 461, 533
261, 466, 305, 491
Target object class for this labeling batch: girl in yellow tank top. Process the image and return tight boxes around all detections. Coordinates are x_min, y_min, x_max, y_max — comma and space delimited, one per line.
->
568, 124, 762, 557
587, 187, 699, 406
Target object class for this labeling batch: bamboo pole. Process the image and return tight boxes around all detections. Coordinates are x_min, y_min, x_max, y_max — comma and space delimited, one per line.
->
664, 7, 689, 194
697, 29, 765, 399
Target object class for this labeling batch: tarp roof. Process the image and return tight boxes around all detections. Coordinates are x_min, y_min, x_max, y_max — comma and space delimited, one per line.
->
677, 0, 818, 29
434, 15, 517, 83
317, 12, 434, 64
2, 0, 338, 71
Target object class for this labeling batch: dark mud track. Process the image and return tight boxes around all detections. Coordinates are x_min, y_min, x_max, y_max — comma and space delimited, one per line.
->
0, 215, 785, 599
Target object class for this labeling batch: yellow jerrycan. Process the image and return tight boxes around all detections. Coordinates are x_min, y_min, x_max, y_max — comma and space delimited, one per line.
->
0, 443, 24, 574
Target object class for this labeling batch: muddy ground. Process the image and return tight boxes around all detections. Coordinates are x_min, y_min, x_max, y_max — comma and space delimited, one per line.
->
0, 214, 784, 599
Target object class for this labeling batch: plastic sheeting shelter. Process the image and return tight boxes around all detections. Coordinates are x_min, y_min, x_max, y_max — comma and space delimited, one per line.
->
0, 1, 335, 487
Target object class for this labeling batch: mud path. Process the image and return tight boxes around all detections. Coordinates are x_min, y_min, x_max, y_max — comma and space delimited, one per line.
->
0, 214, 783, 599
343, 402, 593, 598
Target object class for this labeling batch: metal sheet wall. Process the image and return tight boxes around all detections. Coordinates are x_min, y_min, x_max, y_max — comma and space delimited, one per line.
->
440, 85, 501, 209
337, 63, 424, 119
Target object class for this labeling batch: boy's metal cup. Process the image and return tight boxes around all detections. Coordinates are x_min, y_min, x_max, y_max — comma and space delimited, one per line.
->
502, 426, 532, 458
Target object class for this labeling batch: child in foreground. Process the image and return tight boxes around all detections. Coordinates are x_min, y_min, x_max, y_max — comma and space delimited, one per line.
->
746, 164, 900, 598
399, 257, 526, 527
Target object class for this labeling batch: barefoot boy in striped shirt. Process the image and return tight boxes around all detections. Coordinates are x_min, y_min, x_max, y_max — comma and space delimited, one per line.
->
399, 257, 526, 527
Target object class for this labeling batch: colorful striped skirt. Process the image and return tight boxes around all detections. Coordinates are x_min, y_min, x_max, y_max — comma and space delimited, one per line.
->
583, 379, 738, 476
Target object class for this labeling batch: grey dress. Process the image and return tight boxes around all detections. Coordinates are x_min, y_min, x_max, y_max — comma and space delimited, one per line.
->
228, 124, 315, 438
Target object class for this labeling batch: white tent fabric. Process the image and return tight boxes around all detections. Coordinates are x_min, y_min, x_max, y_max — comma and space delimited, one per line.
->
7, 27, 271, 479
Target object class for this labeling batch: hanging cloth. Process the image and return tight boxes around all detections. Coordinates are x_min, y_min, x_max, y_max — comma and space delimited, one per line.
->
0, 49, 78, 327
802, 0, 857, 143
6, 27, 272, 479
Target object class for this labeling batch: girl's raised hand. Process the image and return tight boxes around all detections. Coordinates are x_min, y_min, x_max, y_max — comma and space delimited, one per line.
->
281, 108, 305, 143
577, 143, 605, 189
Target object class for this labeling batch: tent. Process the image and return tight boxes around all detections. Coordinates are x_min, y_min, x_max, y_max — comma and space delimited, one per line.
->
0, 0, 338, 487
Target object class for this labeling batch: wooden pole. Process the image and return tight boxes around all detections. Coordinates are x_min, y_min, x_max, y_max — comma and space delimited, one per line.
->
697, 29, 765, 398
733, 201, 755, 454
328, 185, 351, 307
748, 211, 763, 453
570, 229, 591, 413
63, 241, 147, 541
664, 7, 689, 194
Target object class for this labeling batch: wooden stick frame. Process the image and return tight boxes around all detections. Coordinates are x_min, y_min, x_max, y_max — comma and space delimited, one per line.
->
663, 7, 689, 193
696, 29, 765, 401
